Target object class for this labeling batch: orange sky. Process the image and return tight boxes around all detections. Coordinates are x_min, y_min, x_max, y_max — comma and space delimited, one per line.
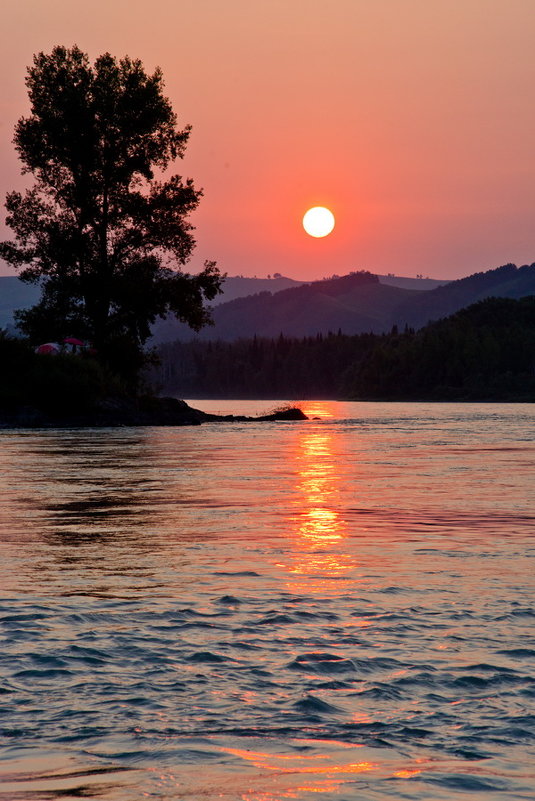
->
1, 0, 534, 280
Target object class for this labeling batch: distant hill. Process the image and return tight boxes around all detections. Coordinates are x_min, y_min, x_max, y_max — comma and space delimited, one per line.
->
5, 265, 533, 344
214, 272, 447, 298
150, 272, 448, 342
152, 262, 535, 343
0, 277, 40, 331
0, 271, 446, 337
378, 275, 448, 290
396, 263, 535, 329
210, 275, 303, 301
0, 274, 303, 334
152, 271, 388, 342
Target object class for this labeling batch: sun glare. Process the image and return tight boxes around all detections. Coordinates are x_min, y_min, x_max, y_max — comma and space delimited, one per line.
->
303, 206, 335, 238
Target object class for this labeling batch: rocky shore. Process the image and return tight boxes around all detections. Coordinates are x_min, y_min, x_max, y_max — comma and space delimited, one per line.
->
0, 396, 308, 428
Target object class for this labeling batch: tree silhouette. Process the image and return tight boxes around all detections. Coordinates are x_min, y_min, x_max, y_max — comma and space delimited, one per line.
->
0, 45, 222, 380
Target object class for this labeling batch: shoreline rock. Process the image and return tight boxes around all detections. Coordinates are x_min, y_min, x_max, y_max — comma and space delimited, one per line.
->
0, 397, 308, 429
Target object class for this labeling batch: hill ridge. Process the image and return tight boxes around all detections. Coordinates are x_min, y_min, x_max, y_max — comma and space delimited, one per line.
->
152, 261, 535, 343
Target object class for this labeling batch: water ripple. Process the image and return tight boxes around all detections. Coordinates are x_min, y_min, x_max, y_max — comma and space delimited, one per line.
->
0, 402, 534, 799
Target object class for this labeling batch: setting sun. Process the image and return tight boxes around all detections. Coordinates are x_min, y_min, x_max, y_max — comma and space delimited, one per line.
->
302, 206, 335, 238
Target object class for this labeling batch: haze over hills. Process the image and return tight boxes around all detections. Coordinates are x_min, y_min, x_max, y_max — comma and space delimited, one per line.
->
2, 265, 533, 344
395, 263, 535, 330
0, 272, 447, 335
152, 262, 535, 343
0, 277, 40, 331
148, 273, 446, 343
0, 273, 303, 332
215, 273, 448, 298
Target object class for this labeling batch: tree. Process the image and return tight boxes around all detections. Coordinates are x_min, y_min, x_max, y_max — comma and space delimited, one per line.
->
0, 45, 223, 381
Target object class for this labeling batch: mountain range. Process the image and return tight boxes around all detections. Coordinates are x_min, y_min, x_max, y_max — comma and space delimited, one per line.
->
2, 263, 534, 343
152, 262, 535, 343
0, 272, 446, 334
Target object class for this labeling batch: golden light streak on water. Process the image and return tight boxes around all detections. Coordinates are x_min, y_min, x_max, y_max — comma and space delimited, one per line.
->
220, 745, 377, 797
282, 424, 357, 593
300, 402, 339, 419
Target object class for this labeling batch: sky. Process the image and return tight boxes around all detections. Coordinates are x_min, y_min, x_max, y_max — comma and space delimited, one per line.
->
1, 0, 534, 281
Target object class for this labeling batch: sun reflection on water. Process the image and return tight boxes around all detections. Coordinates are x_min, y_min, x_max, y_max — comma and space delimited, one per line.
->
281, 410, 358, 593
300, 401, 339, 420
220, 744, 377, 799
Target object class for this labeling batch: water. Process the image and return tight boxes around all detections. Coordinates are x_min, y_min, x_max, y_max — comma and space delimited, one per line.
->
0, 401, 533, 800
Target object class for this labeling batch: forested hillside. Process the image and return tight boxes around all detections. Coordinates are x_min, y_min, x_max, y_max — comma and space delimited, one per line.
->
396, 262, 535, 329
154, 296, 535, 401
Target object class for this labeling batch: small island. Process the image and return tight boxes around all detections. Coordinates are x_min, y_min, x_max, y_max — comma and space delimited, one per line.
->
0, 394, 308, 429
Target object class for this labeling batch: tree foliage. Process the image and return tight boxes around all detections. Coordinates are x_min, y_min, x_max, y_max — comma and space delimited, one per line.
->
0, 45, 222, 379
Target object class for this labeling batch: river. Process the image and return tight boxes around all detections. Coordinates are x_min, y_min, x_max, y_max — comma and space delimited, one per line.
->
0, 401, 533, 800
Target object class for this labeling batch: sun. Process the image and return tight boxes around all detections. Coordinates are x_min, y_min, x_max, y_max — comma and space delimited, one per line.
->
302, 206, 335, 238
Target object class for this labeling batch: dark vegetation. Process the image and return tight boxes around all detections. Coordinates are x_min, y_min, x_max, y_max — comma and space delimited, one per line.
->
0, 331, 124, 414
0, 331, 306, 427
155, 296, 535, 401
0, 45, 222, 387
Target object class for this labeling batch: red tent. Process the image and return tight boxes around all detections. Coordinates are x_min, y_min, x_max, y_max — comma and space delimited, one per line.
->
35, 343, 60, 355
63, 337, 85, 346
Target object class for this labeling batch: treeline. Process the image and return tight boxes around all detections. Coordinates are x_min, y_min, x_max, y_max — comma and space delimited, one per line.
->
154, 296, 535, 401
